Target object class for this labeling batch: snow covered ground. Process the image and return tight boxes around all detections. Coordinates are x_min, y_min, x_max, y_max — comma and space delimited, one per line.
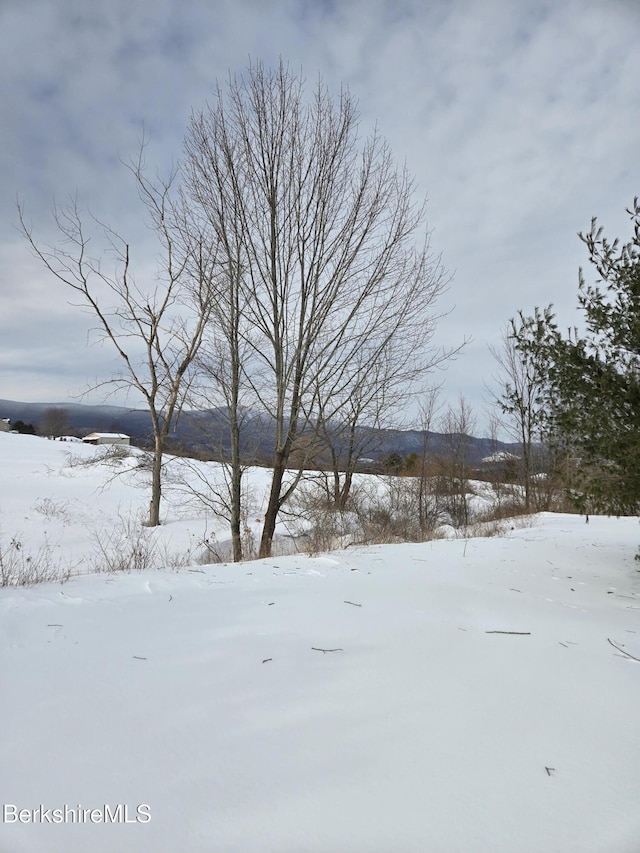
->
1, 432, 640, 852
0, 432, 271, 574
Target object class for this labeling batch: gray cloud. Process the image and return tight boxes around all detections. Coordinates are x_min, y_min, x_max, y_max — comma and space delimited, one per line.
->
1, 0, 639, 428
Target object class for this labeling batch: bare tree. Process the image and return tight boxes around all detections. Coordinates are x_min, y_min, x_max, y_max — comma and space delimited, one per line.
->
183, 61, 451, 557
185, 341, 257, 562
416, 386, 442, 535
311, 314, 453, 511
38, 406, 69, 439
19, 150, 212, 526
313, 372, 385, 510
179, 84, 264, 561
437, 395, 476, 528
488, 320, 547, 511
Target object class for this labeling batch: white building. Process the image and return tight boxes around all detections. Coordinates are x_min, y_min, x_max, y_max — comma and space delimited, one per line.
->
82, 432, 130, 446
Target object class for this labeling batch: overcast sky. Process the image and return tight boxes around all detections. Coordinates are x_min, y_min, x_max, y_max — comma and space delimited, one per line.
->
1, 0, 639, 432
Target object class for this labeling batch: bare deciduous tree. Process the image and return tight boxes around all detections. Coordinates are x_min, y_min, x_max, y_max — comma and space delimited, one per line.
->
311, 314, 454, 511
488, 320, 548, 511
19, 149, 212, 526
182, 61, 451, 557
437, 395, 476, 528
38, 406, 69, 439
416, 386, 442, 535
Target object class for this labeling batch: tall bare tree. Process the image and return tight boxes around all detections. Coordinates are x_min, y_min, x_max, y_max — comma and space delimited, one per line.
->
416, 386, 442, 535
183, 61, 451, 557
19, 150, 212, 526
179, 85, 261, 561
437, 395, 476, 528
488, 320, 547, 511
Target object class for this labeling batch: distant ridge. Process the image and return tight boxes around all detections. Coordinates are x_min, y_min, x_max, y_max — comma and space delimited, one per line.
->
0, 399, 154, 442
0, 399, 522, 466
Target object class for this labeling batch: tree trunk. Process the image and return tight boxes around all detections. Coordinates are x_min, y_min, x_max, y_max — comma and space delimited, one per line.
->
336, 469, 353, 510
148, 436, 163, 527
418, 458, 428, 534
259, 452, 286, 558
229, 409, 243, 562
332, 468, 341, 506
230, 469, 242, 562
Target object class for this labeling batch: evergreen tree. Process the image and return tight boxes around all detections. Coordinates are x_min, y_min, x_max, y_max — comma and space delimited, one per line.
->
12, 421, 36, 435
512, 199, 640, 515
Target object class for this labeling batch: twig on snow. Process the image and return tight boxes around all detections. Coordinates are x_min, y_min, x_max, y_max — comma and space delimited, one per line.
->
607, 638, 640, 662
311, 647, 343, 653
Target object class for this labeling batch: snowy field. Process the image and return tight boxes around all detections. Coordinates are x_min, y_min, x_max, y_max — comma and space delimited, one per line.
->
1, 432, 640, 852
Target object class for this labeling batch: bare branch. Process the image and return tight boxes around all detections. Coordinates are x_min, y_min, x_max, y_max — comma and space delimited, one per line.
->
18, 150, 212, 527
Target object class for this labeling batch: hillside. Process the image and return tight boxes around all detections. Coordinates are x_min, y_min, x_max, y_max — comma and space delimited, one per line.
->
0, 398, 523, 466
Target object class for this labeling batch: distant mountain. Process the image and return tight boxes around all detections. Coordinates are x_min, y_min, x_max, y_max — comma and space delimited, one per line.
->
0, 400, 156, 443
352, 425, 523, 467
0, 399, 267, 454
0, 399, 522, 467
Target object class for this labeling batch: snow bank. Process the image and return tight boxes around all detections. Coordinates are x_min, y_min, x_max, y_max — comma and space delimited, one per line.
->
2, 492, 640, 851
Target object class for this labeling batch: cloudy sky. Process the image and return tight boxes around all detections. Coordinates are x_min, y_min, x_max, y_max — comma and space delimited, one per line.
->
1, 0, 639, 430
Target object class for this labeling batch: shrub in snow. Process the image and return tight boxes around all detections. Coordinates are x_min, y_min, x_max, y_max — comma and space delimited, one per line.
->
92, 513, 159, 573
0, 533, 72, 587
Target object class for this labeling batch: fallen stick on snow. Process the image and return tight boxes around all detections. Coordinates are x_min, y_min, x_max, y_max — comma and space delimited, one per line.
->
607, 638, 640, 662
311, 647, 344, 653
